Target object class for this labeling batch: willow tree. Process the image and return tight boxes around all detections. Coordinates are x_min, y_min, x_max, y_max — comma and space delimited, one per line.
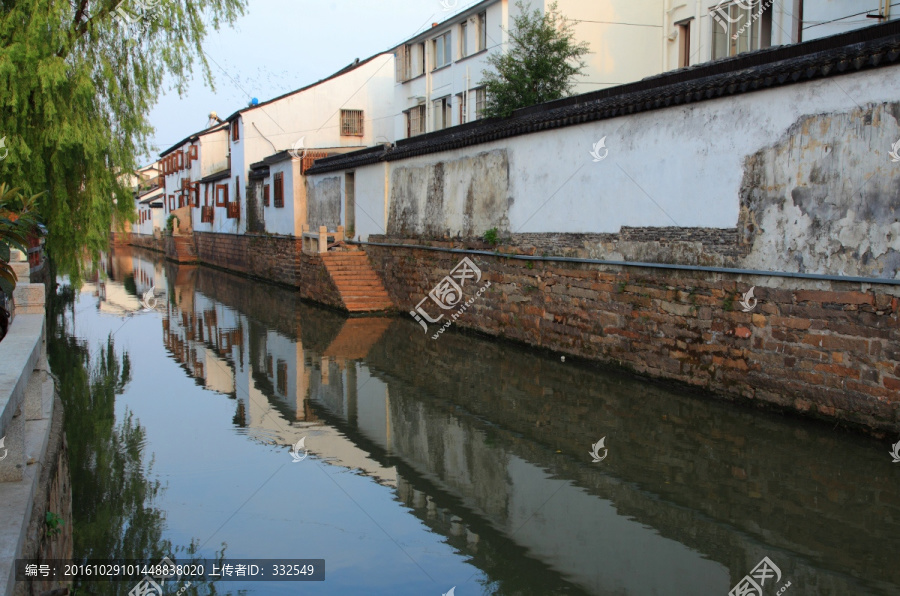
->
480, 1, 589, 119
0, 0, 245, 284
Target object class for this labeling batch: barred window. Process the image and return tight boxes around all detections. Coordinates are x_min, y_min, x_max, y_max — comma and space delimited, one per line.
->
274, 172, 284, 208
341, 109, 364, 136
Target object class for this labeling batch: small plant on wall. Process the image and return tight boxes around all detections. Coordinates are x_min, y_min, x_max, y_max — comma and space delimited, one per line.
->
44, 511, 64, 538
483, 227, 500, 246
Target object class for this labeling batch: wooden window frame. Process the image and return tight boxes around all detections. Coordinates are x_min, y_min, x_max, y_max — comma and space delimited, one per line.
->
215, 184, 228, 207
263, 184, 270, 207
231, 122, 239, 142
177, 150, 184, 171
273, 172, 284, 208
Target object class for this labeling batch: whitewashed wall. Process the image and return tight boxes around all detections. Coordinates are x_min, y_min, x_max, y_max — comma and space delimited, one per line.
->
310, 64, 900, 278
227, 55, 396, 236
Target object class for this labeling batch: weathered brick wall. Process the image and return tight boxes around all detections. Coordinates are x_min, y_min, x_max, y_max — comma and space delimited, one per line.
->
365, 243, 900, 434
193, 232, 343, 309
129, 233, 164, 253
164, 235, 198, 263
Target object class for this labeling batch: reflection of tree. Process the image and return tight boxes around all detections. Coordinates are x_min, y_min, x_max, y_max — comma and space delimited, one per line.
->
48, 286, 241, 596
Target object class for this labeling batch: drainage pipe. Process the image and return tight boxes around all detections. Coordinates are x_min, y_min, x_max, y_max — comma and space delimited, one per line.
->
349, 240, 900, 287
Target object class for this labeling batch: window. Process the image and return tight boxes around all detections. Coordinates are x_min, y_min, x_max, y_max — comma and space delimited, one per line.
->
341, 109, 364, 136
176, 150, 184, 171
168, 195, 175, 211
459, 21, 468, 58
711, 1, 772, 59
405, 105, 426, 137
414, 42, 425, 77
276, 360, 288, 395
215, 184, 228, 207
273, 172, 284, 208
263, 184, 270, 207
189, 145, 198, 161
204, 184, 210, 206
676, 20, 691, 68
234, 175, 241, 203
433, 96, 452, 131
192, 183, 200, 208
395, 45, 409, 82
477, 12, 487, 52
474, 87, 487, 120
457, 92, 467, 124
433, 31, 452, 69
231, 121, 239, 142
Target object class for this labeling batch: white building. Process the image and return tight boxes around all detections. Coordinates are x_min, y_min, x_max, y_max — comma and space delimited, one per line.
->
158, 120, 230, 232
393, 0, 668, 139
665, 0, 898, 71
223, 55, 396, 236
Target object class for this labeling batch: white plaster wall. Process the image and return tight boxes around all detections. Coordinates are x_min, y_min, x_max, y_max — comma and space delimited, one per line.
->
224, 55, 395, 236
200, 128, 229, 177
264, 160, 299, 236
376, 65, 900, 237
802, 0, 898, 40
345, 163, 389, 241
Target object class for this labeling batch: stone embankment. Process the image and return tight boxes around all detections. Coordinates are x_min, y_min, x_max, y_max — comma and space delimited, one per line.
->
0, 252, 72, 596
364, 239, 900, 435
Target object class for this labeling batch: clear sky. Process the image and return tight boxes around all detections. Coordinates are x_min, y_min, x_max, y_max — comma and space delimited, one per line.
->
147, 0, 480, 159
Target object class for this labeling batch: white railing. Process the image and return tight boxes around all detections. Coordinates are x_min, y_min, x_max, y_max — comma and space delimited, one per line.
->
301, 225, 345, 255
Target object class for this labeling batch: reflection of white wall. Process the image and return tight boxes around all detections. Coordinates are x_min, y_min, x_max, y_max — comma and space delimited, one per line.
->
205, 351, 234, 395
506, 455, 729, 594
355, 366, 390, 448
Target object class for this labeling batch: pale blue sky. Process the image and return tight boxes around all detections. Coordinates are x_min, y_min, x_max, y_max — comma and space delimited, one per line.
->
147, 0, 481, 157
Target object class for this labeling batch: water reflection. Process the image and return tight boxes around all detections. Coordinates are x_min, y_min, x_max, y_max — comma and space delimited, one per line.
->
78, 246, 900, 595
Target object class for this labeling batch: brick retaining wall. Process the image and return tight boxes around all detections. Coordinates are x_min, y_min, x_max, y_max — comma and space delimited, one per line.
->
193, 232, 344, 309
364, 242, 900, 434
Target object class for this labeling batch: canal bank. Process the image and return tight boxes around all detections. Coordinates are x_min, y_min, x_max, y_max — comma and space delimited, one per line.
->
0, 257, 72, 596
66, 247, 900, 595
128, 231, 900, 436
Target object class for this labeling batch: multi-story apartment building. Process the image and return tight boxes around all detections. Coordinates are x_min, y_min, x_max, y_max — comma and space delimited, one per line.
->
393, 0, 668, 139
665, 0, 898, 71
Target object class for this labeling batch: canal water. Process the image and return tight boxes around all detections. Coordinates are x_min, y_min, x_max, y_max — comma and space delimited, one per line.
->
48, 247, 900, 596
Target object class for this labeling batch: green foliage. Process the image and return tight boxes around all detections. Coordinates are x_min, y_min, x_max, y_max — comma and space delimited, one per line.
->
0, 184, 42, 295
166, 214, 179, 234
483, 227, 500, 246
480, 1, 589, 118
617, 281, 627, 293
526, 260, 534, 269
0, 0, 246, 286
723, 294, 734, 311
45, 511, 65, 537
